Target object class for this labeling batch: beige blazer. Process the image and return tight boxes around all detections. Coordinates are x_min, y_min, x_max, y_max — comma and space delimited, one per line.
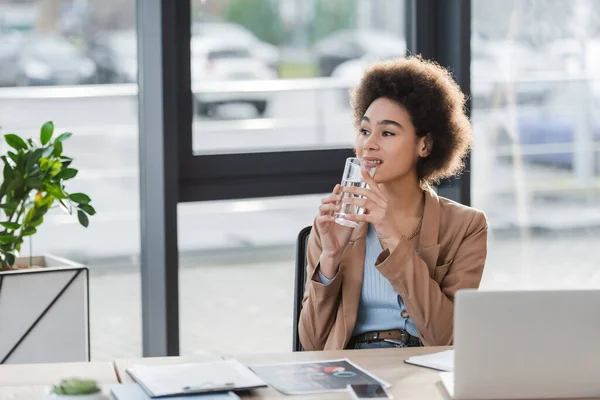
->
298, 189, 488, 350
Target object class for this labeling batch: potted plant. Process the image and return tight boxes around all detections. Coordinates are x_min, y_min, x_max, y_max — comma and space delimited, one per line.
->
0, 122, 94, 364
45, 378, 108, 400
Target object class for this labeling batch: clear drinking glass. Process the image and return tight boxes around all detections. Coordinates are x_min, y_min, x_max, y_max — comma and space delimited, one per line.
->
334, 157, 377, 228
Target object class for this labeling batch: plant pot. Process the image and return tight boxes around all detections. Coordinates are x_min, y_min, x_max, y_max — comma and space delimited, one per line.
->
43, 392, 110, 400
0, 255, 90, 364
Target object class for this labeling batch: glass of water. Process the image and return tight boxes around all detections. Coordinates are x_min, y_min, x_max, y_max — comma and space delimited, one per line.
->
334, 157, 376, 228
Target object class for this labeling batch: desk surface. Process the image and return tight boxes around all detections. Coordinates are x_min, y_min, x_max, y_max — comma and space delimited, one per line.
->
113, 347, 452, 400
0, 361, 118, 387
0, 361, 119, 400
5, 347, 596, 400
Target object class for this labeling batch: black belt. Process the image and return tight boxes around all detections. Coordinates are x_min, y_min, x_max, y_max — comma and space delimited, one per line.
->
347, 329, 422, 347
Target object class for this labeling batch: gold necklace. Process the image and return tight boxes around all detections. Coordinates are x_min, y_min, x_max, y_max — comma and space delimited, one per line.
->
407, 216, 423, 241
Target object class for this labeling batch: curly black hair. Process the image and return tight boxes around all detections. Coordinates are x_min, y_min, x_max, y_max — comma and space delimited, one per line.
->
350, 56, 472, 186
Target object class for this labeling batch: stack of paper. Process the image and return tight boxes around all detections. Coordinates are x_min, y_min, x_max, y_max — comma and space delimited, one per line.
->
126, 359, 267, 397
404, 349, 454, 371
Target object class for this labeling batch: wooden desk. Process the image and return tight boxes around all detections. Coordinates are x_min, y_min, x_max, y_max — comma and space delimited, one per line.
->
114, 347, 452, 400
0, 361, 119, 400
4, 347, 600, 400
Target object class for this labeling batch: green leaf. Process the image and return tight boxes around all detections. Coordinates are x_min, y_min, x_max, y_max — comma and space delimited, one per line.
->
45, 184, 67, 199
6, 252, 15, 266
51, 379, 100, 396
21, 227, 36, 236
0, 202, 18, 214
23, 207, 35, 225
39, 157, 50, 171
7, 151, 18, 163
55, 168, 78, 180
26, 148, 44, 172
25, 177, 44, 190
41, 146, 54, 158
54, 132, 73, 143
79, 204, 96, 216
50, 161, 62, 177
0, 234, 15, 245
69, 193, 91, 204
59, 156, 72, 168
40, 121, 54, 145
77, 210, 89, 227
5, 175, 22, 193
4, 134, 27, 151
0, 222, 20, 230
30, 215, 44, 227
53, 141, 63, 157
58, 199, 70, 213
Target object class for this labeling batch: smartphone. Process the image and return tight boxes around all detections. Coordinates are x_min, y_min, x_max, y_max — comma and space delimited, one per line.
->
347, 384, 393, 399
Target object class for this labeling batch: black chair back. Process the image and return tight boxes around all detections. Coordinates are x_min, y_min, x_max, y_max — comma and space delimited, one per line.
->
292, 226, 312, 352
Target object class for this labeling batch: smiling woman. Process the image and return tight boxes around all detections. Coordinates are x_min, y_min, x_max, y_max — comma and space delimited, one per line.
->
298, 56, 488, 351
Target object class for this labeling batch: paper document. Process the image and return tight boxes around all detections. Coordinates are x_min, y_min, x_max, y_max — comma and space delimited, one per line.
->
404, 349, 454, 371
126, 359, 267, 397
248, 358, 390, 395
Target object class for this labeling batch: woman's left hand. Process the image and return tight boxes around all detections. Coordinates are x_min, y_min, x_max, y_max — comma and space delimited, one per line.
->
341, 169, 402, 251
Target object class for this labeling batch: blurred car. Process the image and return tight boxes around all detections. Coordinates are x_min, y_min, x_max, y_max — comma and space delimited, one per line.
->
313, 29, 407, 77
545, 38, 600, 77
191, 37, 277, 117
471, 37, 562, 106
493, 86, 600, 169
0, 32, 24, 86
16, 34, 96, 86
0, 3, 37, 33
192, 21, 279, 75
87, 30, 137, 84
495, 113, 600, 170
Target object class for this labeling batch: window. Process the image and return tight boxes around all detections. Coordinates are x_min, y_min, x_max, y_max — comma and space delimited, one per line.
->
0, 0, 141, 361
471, 0, 600, 289
189, 0, 407, 155
177, 0, 409, 356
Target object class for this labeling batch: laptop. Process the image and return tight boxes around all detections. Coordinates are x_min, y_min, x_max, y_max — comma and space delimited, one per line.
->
441, 289, 600, 399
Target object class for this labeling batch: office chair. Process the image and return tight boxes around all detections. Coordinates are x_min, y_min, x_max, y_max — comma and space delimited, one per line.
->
292, 226, 312, 352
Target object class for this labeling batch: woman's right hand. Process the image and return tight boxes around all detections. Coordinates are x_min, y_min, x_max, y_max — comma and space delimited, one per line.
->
316, 184, 353, 279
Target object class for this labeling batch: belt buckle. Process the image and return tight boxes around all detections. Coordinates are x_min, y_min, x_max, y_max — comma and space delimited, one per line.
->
368, 332, 379, 342
400, 331, 409, 345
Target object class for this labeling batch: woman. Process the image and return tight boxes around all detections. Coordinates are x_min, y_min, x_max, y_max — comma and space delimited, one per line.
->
298, 56, 488, 351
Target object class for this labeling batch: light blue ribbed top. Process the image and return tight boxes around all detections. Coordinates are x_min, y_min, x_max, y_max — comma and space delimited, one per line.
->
319, 224, 419, 337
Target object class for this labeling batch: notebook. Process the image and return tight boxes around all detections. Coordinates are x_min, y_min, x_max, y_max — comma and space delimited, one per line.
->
111, 384, 240, 400
126, 359, 267, 397
404, 349, 454, 372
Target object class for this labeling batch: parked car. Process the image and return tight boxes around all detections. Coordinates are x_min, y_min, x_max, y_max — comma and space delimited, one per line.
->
544, 38, 600, 77
493, 84, 600, 169
87, 30, 137, 84
192, 21, 279, 75
495, 113, 600, 170
332, 36, 564, 108
313, 29, 406, 77
190, 37, 277, 117
471, 37, 562, 106
16, 34, 96, 86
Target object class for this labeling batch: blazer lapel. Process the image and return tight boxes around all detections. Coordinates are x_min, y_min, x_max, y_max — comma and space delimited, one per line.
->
418, 189, 441, 277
